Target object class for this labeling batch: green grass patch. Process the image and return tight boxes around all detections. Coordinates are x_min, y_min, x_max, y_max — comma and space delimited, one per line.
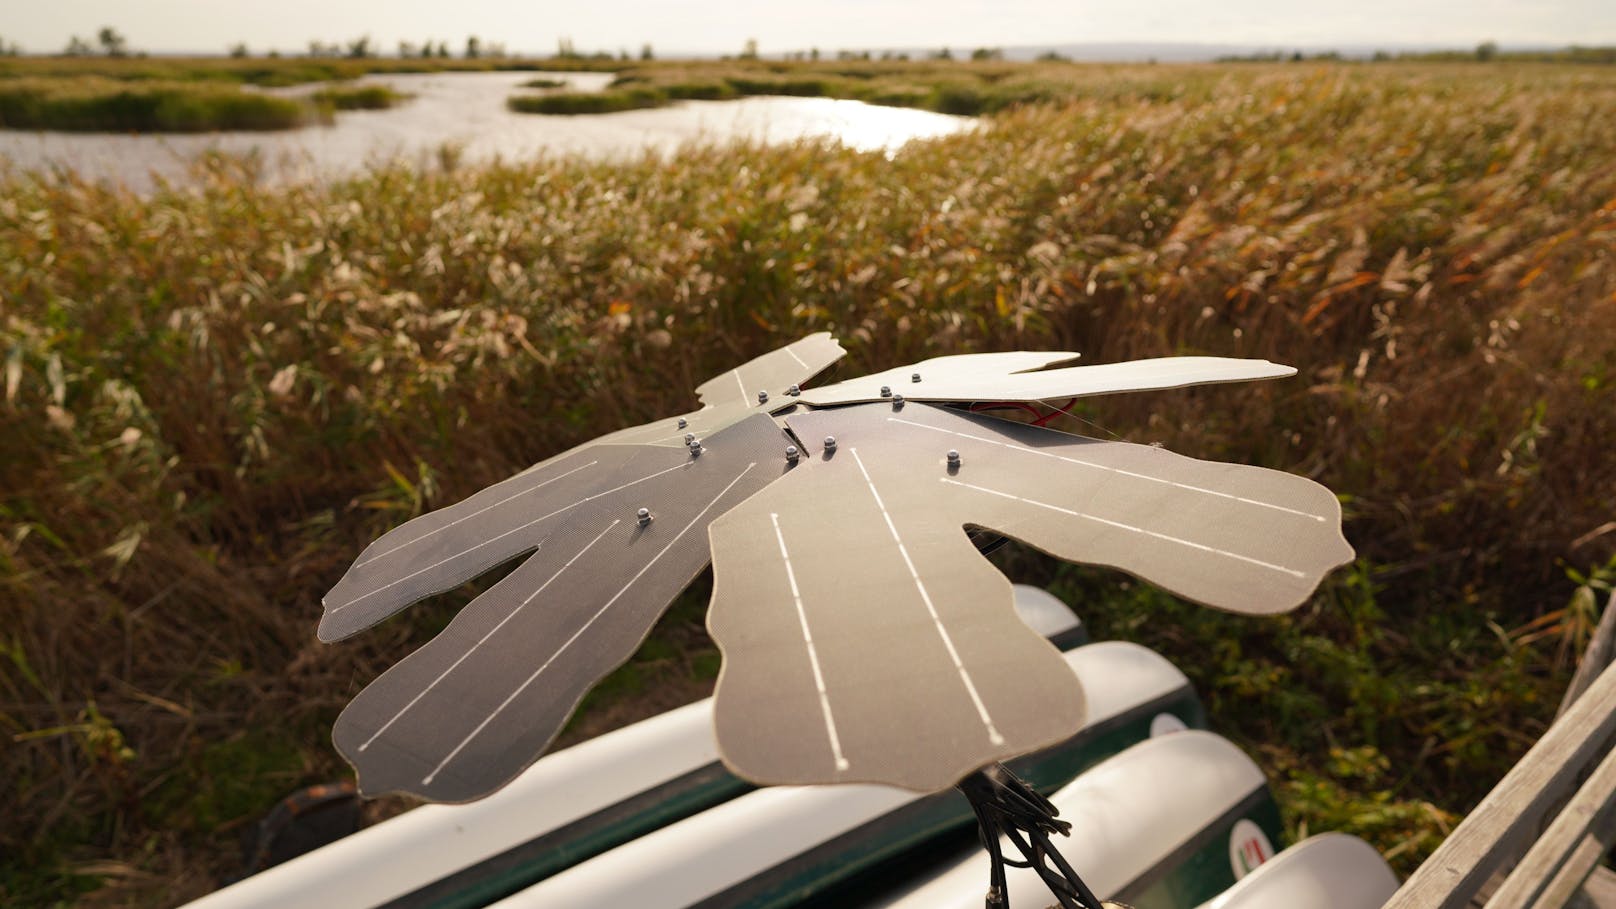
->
518, 77, 570, 89
147, 731, 307, 834
722, 75, 832, 97
0, 78, 310, 132
310, 83, 411, 111
507, 86, 668, 115
662, 80, 737, 101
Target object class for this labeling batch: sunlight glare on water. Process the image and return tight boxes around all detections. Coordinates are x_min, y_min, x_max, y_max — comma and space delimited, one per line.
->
0, 71, 975, 191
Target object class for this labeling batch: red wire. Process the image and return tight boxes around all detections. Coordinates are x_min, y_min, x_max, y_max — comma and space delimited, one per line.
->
970, 400, 1085, 427
1030, 398, 1078, 427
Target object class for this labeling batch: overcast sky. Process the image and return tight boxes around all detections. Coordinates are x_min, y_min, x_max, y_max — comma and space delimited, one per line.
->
6, 1, 1612, 56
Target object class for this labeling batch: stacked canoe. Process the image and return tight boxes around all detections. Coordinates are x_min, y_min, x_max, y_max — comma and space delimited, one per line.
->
184, 586, 1398, 909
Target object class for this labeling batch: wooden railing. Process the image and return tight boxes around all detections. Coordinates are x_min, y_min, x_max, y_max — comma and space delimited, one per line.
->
1384, 593, 1616, 909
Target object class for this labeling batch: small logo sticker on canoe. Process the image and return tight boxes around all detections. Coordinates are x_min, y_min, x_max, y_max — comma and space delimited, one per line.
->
1149, 713, 1188, 737
1228, 818, 1274, 879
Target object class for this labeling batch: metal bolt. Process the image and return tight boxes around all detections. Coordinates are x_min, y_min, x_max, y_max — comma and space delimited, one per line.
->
786, 445, 799, 463
677, 417, 687, 429
690, 441, 703, 456
637, 507, 652, 526
787, 384, 801, 396
879, 385, 892, 397
946, 449, 961, 467
892, 394, 904, 407
757, 390, 769, 404
912, 373, 922, 383
685, 433, 696, 444
824, 436, 837, 453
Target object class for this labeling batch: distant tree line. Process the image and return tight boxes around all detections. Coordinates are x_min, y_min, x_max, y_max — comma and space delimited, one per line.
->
301, 36, 506, 59
771, 46, 1007, 63
59, 27, 135, 57
14, 28, 1614, 68
552, 37, 651, 62
1217, 42, 1616, 64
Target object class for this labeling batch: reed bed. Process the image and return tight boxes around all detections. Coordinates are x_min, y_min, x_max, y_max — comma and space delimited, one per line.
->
507, 85, 665, 115
521, 58, 1074, 115
0, 79, 408, 134
0, 78, 312, 132
309, 83, 411, 111
581, 58, 1215, 115
2, 63, 1614, 904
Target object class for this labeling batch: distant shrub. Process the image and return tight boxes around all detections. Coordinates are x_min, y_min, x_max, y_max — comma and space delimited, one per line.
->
310, 84, 410, 110
929, 84, 986, 115
519, 77, 569, 89
859, 86, 929, 108
507, 86, 667, 114
723, 76, 830, 97
662, 80, 735, 100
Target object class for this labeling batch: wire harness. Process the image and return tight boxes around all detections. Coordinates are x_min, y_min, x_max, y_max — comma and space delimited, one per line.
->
957, 763, 1108, 909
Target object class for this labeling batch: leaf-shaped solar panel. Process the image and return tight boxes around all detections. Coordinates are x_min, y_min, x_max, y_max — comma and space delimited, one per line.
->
320, 335, 1353, 806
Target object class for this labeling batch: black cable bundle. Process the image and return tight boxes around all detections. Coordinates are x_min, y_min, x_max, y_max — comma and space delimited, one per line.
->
956, 763, 1110, 909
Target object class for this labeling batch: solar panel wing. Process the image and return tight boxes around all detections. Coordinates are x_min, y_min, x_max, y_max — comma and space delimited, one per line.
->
333, 413, 792, 802
694, 331, 847, 409
707, 419, 1086, 792
797, 355, 1293, 406
707, 401, 1351, 791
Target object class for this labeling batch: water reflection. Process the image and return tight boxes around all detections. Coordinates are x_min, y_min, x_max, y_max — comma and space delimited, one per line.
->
0, 71, 974, 191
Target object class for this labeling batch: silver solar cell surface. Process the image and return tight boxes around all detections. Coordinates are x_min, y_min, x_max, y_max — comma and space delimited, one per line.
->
707, 403, 1351, 791
333, 414, 789, 802
319, 335, 1353, 803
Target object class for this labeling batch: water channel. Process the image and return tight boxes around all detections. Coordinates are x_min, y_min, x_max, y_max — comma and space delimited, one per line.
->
0, 70, 976, 190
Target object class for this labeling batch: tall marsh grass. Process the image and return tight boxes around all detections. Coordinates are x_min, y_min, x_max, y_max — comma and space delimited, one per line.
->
573, 58, 1209, 115
309, 83, 411, 111
0, 78, 310, 131
2, 63, 1615, 904
0, 78, 409, 133
507, 85, 665, 114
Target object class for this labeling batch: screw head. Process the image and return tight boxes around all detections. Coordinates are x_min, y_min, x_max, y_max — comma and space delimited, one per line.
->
677, 418, 687, 429
892, 393, 904, 407
785, 445, 799, 461
879, 385, 892, 397
636, 507, 651, 526
757, 390, 769, 404
946, 449, 961, 465
684, 433, 695, 444
787, 384, 801, 396
690, 441, 703, 456
912, 373, 922, 382
823, 436, 837, 452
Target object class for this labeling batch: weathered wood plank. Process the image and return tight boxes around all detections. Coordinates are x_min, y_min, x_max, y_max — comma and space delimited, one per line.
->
1383, 660, 1616, 909
1482, 742, 1616, 908
1574, 867, 1616, 908
1541, 827, 1616, 909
